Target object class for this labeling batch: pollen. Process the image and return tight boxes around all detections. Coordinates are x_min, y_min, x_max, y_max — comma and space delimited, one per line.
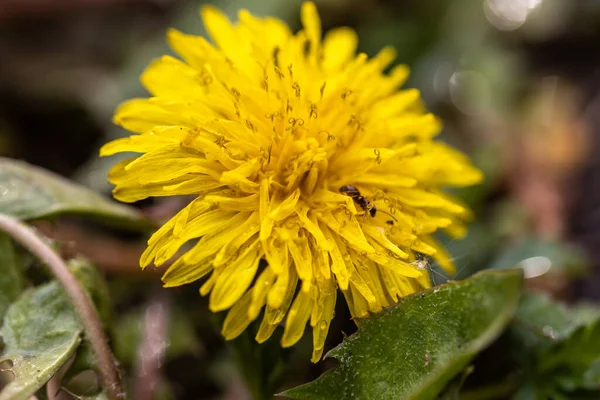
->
100, 1, 483, 362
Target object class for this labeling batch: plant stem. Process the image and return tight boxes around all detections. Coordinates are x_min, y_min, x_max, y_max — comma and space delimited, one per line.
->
0, 214, 124, 400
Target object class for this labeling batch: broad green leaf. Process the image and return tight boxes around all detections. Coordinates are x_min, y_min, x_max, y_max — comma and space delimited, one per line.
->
0, 157, 151, 229
0, 233, 24, 321
508, 293, 600, 397
0, 281, 83, 400
540, 320, 600, 390
511, 293, 577, 348
282, 269, 523, 400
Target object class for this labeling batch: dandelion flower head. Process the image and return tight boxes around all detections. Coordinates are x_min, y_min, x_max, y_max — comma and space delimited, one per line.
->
101, 2, 483, 362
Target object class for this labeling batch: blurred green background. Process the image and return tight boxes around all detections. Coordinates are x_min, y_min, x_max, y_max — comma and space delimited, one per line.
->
1, 0, 600, 398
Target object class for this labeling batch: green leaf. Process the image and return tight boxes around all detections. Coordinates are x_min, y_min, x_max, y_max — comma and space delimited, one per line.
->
0, 157, 152, 229
540, 319, 600, 390
0, 233, 24, 321
508, 293, 600, 397
511, 293, 577, 348
65, 341, 97, 382
570, 304, 600, 327
227, 321, 287, 400
0, 281, 83, 400
281, 269, 523, 400
112, 305, 201, 366
437, 366, 474, 400
489, 237, 588, 278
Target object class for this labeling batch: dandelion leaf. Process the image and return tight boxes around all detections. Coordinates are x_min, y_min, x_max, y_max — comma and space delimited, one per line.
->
0, 157, 151, 229
0, 281, 82, 400
281, 269, 523, 400
510, 293, 600, 397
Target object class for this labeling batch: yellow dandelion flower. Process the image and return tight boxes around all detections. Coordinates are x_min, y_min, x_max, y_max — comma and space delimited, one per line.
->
101, 2, 483, 362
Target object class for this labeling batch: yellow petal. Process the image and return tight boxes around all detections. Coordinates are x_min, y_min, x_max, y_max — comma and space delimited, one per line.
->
200, 269, 219, 296
201, 5, 258, 77
249, 267, 276, 319
372, 89, 421, 119
100, 133, 175, 156
295, 207, 332, 251
210, 240, 263, 311
222, 291, 255, 340
112, 99, 196, 133
281, 290, 313, 347
219, 160, 260, 192
301, 1, 321, 59
322, 27, 357, 71
213, 213, 260, 267
257, 268, 298, 343
260, 188, 301, 242
141, 56, 215, 101
203, 193, 259, 212
317, 210, 374, 254
287, 234, 313, 291
320, 224, 349, 290
392, 188, 466, 214
311, 284, 335, 361
266, 261, 295, 309
361, 224, 408, 260
161, 258, 213, 288
167, 28, 213, 69
263, 233, 289, 275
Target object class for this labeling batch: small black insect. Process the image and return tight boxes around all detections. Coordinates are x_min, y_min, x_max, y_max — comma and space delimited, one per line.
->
339, 185, 376, 217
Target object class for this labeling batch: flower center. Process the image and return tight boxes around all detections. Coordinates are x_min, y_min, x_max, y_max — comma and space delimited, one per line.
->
249, 69, 368, 201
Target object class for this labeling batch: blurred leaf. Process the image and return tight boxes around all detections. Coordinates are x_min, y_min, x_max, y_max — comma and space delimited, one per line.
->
0, 281, 83, 400
0, 233, 24, 321
512, 293, 577, 347
63, 368, 103, 399
0, 256, 110, 400
569, 304, 600, 327
227, 321, 287, 400
490, 237, 588, 278
65, 341, 96, 382
81, 394, 108, 400
540, 320, 600, 390
281, 270, 523, 400
112, 305, 201, 366
509, 293, 600, 398
0, 157, 152, 229
437, 366, 474, 400
433, 222, 497, 284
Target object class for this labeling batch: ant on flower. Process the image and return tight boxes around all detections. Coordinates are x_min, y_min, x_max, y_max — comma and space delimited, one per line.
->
339, 185, 397, 222
339, 185, 376, 217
